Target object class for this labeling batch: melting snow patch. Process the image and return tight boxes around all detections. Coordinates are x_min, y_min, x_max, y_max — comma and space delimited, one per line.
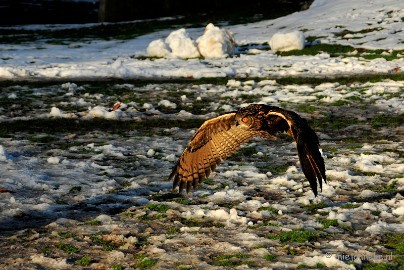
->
49, 107, 65, 118
269, 31, 305, 52
208, 189, 246, 202
182, 208, 248, 227
61, 82, 78, 92
95, 214, 113, 224
296, 255, 356, 269
31, 255, 70, 269
165, 28, 200, 59
365, 220, 404, 234
146, 39, 171, 58
47, 156, 60, 164
392, 206, 404, 216
87, 106, 124, 119
359, 189, 379, 198
0, 145, 8, 161
158, 99, 177, 109
197, 23, 235, 58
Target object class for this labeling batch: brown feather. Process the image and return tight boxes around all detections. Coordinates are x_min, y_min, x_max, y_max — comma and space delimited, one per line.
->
169, 104, 326, 196
169, 113, 260, 193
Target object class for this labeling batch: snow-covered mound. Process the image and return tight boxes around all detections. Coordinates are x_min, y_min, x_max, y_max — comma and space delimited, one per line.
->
269, 31, 305, 52
147, 24, 235, 59
147, 28, 200, 59
197, 23, 235, 58
146, 39, 170, 58
165, 28, 200, 59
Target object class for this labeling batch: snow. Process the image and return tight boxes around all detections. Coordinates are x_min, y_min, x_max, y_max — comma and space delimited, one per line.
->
153, 28, 201, 59
31, 255, 70, 269
197, 23, 235, 58
146, 39, 171, 58
0, 0, 403, 80
365, 220, 404, 234
182, 207, 248, 227
269, 31, 305, 52
0, 0, 403, 268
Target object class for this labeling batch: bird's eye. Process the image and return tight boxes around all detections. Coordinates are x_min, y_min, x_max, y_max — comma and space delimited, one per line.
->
242, 117, 248, 123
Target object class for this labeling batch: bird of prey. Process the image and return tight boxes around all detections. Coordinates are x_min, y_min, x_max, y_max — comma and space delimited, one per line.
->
169, 104, 326, 196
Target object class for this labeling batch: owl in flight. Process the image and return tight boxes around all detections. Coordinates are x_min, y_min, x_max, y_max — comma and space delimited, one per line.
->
169, 104, 326, 196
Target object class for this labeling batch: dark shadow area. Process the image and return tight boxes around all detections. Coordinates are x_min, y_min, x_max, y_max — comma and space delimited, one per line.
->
0, 184, 170, 236
0, 0, 314, 25
98, 0, 314, 23
0, 0, 99, 25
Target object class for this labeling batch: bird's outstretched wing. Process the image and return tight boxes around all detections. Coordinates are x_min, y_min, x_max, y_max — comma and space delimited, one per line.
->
169, 104, 326, 196
169, 112, 261, 193
261, 105, 326, 196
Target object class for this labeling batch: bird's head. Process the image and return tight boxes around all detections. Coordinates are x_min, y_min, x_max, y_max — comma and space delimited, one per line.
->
235, 104, 267, 130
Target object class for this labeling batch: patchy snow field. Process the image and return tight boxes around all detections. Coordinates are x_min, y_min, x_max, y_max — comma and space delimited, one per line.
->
0, 0, 403, 269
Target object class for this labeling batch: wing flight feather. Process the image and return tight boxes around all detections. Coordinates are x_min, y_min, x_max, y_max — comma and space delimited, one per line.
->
264, 107, 326, 196
169, 113, 260, 193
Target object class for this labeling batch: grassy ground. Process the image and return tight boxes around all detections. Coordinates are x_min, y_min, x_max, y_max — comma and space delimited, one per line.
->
0, 73, 402, 269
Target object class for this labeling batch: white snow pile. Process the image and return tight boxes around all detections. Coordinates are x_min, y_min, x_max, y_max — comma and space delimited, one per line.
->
31, 254, 70, 269
269, 31, 305, 52
207, 188, 246, 203
147, 28, 200, 59
182, 208, 248, 227
147, 23, 235, 59
197, 23, 235, 58
296, 254, 356, 270
0, 145, 8, 161
365, 220, 404, 234
158, 99, 177, 109
49, 104, 129, 119
145, 39, 171, 58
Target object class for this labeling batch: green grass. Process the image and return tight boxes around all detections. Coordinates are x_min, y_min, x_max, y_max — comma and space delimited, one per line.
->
263, 253, 277, 261
341, 203, 361, 209
89, 234, 123, 251
27, 135, 56, 143
297, 263, 327, 269
239, 146, 258, 156
75, 256, 92, 266
180, 217, 225, 228
85, 219, 102, 226
317, 218, 339, 229
146, 203, 170, 213
370, 115, 403, 128
57, 232, 76, 239
303, 202, 328, 213
167, 227, 181, 234
384, 233, 404, 255
57, 243, 79, 254
309, 114, 359, 131
380, 181, 399, 193
268, 229, 318, 243
334, 28, 383, 37
363, 262, 399, 270
259, 206, 279, 214
330, 100, 350, 106
135, 254, 157, 269
276, 42, 404, 61
277, 43, 356, 57
267, 164, 290, 175
112, 264, 125, 270
202, 178, 215, 185
69, 186, 82, 194
296, 104, 317, 113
